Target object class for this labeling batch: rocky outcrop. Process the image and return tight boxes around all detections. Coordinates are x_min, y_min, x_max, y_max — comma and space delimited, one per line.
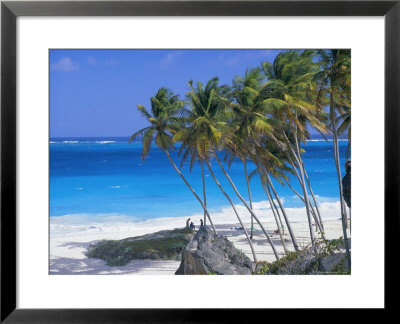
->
175, 226, 254, 275
342, 159, 351, 208
256, 238, 350, 275
87, 228, 195, 266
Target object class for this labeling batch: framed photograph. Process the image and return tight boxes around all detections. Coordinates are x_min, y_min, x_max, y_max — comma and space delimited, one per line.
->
1, 0, 398, 321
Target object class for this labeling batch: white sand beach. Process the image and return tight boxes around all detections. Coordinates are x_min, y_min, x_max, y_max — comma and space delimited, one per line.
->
50, 201, 350, 275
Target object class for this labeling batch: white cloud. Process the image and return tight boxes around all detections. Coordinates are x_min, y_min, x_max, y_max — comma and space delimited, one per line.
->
51, 57, 79, 72
88, 56, 97, 66
159, 51, 184, 69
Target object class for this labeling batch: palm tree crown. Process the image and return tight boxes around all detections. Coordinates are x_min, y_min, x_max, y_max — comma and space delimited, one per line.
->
129, 87, 184, 160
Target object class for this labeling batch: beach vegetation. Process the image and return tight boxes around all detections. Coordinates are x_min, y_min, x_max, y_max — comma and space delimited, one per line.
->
256, 239, 348, 275
86, 228, 194, 266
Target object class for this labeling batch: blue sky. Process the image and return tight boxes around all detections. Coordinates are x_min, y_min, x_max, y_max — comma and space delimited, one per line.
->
50, 49, 284, 137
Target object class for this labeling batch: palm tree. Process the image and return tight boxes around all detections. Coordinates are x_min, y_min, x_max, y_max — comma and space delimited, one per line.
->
129, 87, 217, 234
174, 78, 230, 226
228, 67, 269, 239
261, 50, 328, 245
317, 49, 351, 268
174, 78, 260, 262
228, 67, 303, 249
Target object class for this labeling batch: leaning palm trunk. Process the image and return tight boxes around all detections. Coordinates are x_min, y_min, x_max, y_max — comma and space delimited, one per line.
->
243, 159, 254, 239
200, 159, 207, 225
284, 178, 327, 241
292, 132, 315, 245
267, 183, 285, 235
258, 164, 299, 251
330, 92, 351, 268
258, 170, 288, 253
283, 132, 324, 240
213, 154, 280, 260
285, 151, 326, 238
165, 150, 217, 235
205, 161, 258, 263
303, 169, 324, 231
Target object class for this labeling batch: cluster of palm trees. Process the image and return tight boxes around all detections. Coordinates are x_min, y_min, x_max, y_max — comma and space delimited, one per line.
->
129, 49, 351, 267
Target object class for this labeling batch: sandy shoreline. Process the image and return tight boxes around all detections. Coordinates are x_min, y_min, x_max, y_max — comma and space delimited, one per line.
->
50, 213, 349, 275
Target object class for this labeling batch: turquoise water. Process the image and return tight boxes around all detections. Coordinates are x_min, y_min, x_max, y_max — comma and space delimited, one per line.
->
50, 137, 349, 220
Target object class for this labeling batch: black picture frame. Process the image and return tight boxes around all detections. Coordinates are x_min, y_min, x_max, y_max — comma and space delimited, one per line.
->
1, 0, 398, 322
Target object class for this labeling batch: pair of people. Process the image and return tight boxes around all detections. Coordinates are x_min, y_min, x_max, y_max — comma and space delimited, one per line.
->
186, 218, 196, 230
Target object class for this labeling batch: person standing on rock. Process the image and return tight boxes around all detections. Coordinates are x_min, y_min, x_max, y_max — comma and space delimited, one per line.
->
186, 218, 191, 228
200, 219, 204, 227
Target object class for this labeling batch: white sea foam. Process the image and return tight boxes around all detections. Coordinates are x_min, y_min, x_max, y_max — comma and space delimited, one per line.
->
50, 200, 341, 241
110, 186, 120, 189
49, 141, 56, 144
63, 140, 79, 143
96, 141, 116, 144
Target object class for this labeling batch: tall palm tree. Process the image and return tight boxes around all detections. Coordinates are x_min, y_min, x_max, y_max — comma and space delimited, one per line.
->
228, 67, 269, 239
174, 78, 230, 224
129, 87, 217, 234
317, 49, 351, 267
261, 50, 328, 245
227, 67, 301, 249
174, 78, 260, 262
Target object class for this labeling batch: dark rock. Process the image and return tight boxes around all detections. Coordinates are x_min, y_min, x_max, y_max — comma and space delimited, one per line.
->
257, 238, 350, 275
86, 228, 195, 266
342, 159, 351, 208
175, 226, 254, 275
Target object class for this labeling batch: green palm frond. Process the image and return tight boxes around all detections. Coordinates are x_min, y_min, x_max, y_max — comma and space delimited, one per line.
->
141, 128, 156, 160
128, 126, 152, 144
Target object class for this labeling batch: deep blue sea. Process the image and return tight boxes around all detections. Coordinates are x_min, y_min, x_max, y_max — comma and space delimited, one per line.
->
49, 137, 349, 221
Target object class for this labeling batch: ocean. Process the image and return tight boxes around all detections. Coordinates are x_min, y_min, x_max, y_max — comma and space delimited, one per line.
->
50, 137, 349, 226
